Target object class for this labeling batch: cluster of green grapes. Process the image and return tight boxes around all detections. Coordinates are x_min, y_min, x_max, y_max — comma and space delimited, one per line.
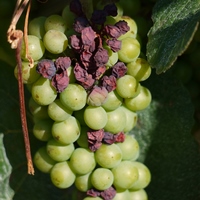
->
14, 1, 152, 199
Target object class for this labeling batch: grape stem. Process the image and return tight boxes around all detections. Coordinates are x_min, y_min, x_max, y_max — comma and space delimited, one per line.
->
7, 0, 35, 175
16, 33, 35, 175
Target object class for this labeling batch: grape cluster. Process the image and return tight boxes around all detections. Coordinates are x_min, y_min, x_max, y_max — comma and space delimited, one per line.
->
15, 1, 152, 199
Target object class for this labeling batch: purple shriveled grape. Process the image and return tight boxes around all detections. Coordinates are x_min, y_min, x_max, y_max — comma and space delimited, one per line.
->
103, 3, 117, 17
115, 20, 130, 35
103, 25, 121, 38
70, 35, 82, 52
74, 62, 95, 89
87, 188, 101, 197
70, 0, 83, 16
106, 38, 121, 52
36, 59, 56, 79
100, 186, 116, 200
91, 9, 108, 25
93, 47, 109, 67
101, 75, 117, 92
54, 57, 71, 71
112, 62, 127, 78
87, 129, 105, 152
73, 17, 89, 33
51, 70, 69, 93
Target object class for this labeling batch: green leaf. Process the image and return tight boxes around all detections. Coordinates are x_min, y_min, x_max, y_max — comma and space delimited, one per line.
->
0, 133, 14, 200
131, 70, 200, 200
147, 0, 200, 74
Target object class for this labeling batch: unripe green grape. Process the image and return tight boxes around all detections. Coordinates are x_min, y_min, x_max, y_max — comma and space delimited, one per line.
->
76, 125, 89, 148
104, 106, 126, 133
29, 97, 49, 119
43, 30, 68, 54
129, 189, 148, 200
124, 86, 152, 111
70, 148, 96, 175
118, 16, 138, 40
46, 139, 74, 162
116, 134, 140, 161
91, 168, 114, 190
31, 77, 57, 106
113, 189, 130, 200
28, 16, 46, 39
118, 37, 140, 63
48, 99, 73, 122
75, 172, 92, 192
33, 146, 56, 173
14, 61, 40, 84
52, 116, 81, 145
83, 197, 103, 200
112, 160, 139, 189
33, 118, 53, 141
50, 161, 76, 189
95, 143, 122, 168
104, 45, 118, 68
129, 162, 151, 190
120, 105, 138, 133
127, 58, 151, 82
116, 75, 141, 98
60, 83, 87, 111
73, 106, 87, 126
84, 106, 108, 130
102, 90, 123, 111
44, 14, 67, 33
67, 66, 76, 83
62, 5, 77, 29
21, 35, 45, 61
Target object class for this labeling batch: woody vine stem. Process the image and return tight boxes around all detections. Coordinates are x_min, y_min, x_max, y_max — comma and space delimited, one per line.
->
7, 0, 34, 175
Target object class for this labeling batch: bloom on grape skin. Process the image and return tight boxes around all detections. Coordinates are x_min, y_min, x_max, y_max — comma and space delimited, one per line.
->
87, 86, 108, 106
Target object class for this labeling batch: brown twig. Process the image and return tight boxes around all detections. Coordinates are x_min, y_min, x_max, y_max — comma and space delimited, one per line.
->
7, 0, 34, 175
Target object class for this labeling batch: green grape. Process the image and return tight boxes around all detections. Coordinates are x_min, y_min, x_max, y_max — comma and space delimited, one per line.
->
70, 148, 96, 175
73, 106, 87, 126
91, 168, 114, 190
52, 116, 81, 144
118, 37, 140, 63
28, 16, 46, 39
46, 139, 75, 162
48, 99, 73, 122
113, 189, 130, 200
43, 30, 68, 54
129, 189, 148, 200
95, 143, 122, 168
112, 160, 139, 189
84, 106, 108, 130
127, 58, 151, 82
124, 86, 152, 111
76, 125, 89, 148
129, 162, 151, 190
104, 45, 118, 68
120, 105, 138, 133
104, 106, 126, 134
83, 197, 103, 200
28, 97, 49, 119
33, 146, 56, 173
33, 118, 53, 141
116, 134, 140, 161
75, 172, 92, 192
50, 161, 76, 189
62, 4, 77, 29
14, 61, 40, 84
20, 35, 45, 61
31, 77, 57, 106
102, 90, 123, 111
44, 14, 67, 33
67, 66, 76, 83
116, 75, 141, 98
60, 83, 87, 111
118, 16, 138, 40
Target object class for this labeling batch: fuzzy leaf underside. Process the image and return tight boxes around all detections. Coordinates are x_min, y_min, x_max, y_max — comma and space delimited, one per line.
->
147, 0, 200, 74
